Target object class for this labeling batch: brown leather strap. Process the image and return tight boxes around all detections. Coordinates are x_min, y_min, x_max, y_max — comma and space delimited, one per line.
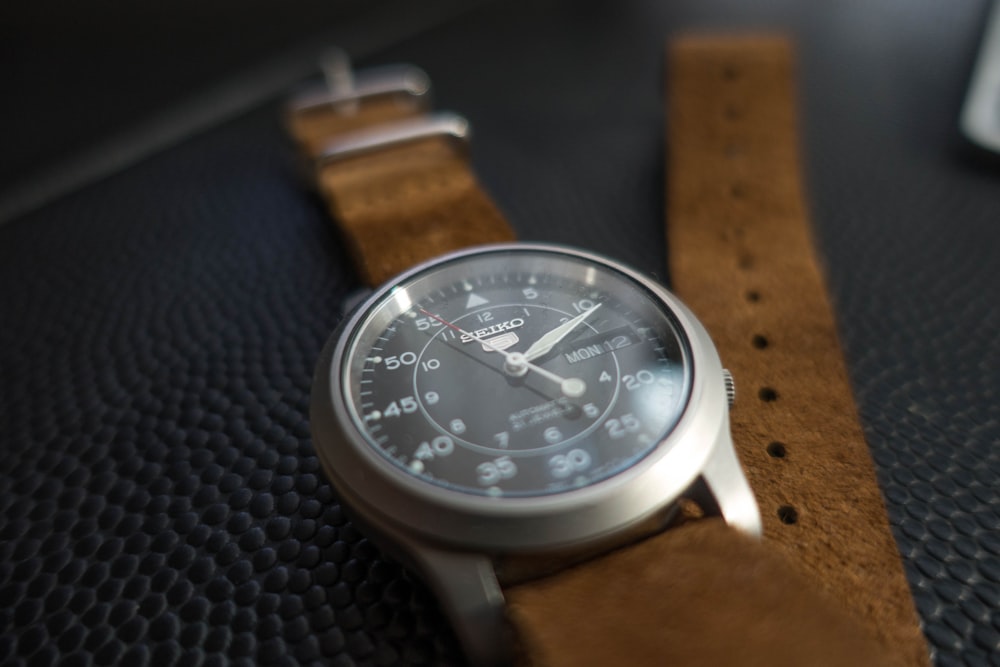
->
666, 35, 927, 663
287, 95, 515, 286
506, 520, 903, 667
289, 51, 927, 665
287, 94, 423, 158
506, 35, 928, 667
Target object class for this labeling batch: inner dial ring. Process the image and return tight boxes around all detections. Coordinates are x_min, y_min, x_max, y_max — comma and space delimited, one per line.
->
413, 303, 621, 457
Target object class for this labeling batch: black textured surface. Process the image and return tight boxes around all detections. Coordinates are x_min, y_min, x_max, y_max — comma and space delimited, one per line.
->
0, 0, 372, 187
2, 1, 999, 665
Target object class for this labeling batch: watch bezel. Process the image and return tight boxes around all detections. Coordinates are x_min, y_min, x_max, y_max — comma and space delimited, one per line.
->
310, 243, 734, 553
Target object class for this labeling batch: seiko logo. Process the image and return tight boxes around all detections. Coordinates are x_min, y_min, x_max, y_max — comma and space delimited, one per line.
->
460, 318, 525, 344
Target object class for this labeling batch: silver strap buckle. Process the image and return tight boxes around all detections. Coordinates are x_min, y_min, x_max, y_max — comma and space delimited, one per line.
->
287, 47, 431, 116
288, 49, 471, 169
317, 112, 470, 164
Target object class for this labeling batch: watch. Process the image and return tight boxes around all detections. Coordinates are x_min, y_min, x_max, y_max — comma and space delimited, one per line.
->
310, 241, 759, 664
287, 41, 922, 667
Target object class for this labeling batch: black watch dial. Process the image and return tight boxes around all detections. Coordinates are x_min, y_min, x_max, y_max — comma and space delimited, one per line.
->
342, 247, 692, 497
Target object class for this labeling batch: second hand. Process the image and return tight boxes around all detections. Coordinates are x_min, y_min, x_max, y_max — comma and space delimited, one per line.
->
417, 308, 587, 398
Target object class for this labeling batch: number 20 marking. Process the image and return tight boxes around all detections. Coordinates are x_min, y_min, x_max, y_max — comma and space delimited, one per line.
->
622, 370, 654, 391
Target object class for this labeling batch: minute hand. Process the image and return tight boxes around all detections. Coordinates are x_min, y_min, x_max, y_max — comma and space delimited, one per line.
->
523, 303, 602, 361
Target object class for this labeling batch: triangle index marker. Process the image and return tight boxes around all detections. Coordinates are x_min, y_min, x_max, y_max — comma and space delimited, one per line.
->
466, 293, 489, 308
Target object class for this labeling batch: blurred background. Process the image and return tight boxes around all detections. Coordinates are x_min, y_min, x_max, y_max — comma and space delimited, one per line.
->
0, 0, 492, 220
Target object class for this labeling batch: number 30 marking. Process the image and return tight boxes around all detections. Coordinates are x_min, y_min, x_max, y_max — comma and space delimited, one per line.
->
549, 449, 592, 479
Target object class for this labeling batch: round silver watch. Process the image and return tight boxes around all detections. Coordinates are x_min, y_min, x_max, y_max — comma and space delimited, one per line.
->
310, 243, 760, 664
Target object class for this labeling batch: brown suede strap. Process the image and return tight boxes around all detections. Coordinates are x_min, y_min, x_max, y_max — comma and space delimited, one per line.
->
287, 94, 515, 286
289, 51, 928, 666
506, 35, 928, 667
287, 94, 424, 158
665, 36, 927, 662
506, 520, 904, 667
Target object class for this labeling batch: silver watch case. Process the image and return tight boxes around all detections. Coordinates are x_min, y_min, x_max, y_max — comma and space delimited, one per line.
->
310, 243, 761, 665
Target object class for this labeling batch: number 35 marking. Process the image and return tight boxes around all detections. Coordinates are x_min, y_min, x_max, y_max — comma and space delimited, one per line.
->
477, 456, 517, 485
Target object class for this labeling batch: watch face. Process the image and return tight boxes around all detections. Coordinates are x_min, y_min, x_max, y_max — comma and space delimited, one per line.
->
340, 246, 692, 498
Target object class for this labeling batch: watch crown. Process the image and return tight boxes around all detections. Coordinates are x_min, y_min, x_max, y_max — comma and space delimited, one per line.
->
722, 369, 736, 407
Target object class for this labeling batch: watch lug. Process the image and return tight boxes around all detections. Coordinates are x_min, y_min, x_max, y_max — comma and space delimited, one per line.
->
407, 544, 509, 667
693, 424, 762, 537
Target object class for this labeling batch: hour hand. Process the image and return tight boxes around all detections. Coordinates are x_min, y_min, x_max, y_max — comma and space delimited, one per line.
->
523, 303, 601, 362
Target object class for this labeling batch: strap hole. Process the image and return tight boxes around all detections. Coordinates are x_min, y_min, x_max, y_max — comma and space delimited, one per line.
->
724, 104, 743, 120
777, 505, 798, 525
752, 334, 768, 349
729, 184, 746, 198
745, 290, 761, 303
766, 441, 786, 458
725, 143, 744, 157
738, 254, 754, 270
758, 387, 778, 402
723, 65, 741, 80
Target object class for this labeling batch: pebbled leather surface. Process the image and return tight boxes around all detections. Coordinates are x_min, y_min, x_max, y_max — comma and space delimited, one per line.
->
1, 1, 999, 665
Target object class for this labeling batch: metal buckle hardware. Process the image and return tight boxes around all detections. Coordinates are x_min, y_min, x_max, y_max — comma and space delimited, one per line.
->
316, 111, 470, 165
960, 0, 1000, 153
287, 48, 431, 116
287, 49, 469, 169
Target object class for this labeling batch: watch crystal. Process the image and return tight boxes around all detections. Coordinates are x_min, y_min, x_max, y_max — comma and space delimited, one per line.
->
343, 248, 692, 497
